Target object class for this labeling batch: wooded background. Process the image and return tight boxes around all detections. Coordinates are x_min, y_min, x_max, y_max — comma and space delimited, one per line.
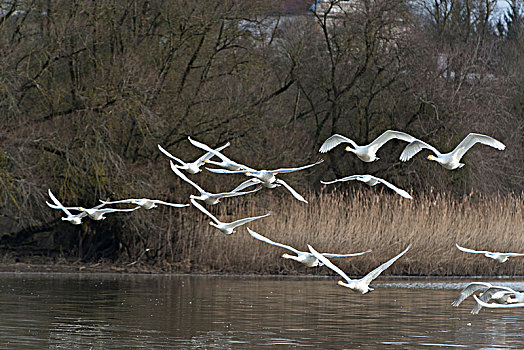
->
0, 0, 522, 268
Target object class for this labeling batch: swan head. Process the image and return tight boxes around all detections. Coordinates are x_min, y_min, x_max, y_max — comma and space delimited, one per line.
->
338, 280, 349, 288
282, 253, 292, 259
345, 146, 355, 153
427, 154, 437, 161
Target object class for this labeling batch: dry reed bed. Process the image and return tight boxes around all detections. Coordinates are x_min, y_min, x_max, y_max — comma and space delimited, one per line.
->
161, 190, 523, 276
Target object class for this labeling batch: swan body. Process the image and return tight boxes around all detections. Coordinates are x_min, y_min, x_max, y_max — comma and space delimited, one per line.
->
455, 243, 524, 263
400, 133, 505, 170
308, 244, 411, 294
319, 130, 417, 162
158, 141, 229, 174
321, 174, 412, 199
247, 228, 371, 267
190, 198, 270, 234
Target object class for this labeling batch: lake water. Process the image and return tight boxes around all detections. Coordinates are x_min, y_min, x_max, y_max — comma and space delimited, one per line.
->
0, 273, 523, 349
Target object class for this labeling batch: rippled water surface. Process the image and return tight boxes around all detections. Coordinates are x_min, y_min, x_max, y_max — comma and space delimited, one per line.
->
0, 273, 523, 349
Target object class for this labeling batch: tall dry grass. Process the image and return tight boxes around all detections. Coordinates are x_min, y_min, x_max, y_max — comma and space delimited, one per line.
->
144, 189, 524, 277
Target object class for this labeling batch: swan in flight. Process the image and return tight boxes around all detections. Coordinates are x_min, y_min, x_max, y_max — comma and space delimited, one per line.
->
308, 244, 411, 294
247, 228, 371, 267
455, 243, 524, 263
470, 286, 524, 314
46, 202, 140, 221
321, 174, 412, 199
399, 133, 505, 170
187, 137, 251, 171
158, 141, 229, 174
170, 161, 260, 205
100, 198, 189, 210
206, 159, 323, 203
190, 198, 270, 234
319, 130, 416, 162
206, 159, 324, 185
473, 295, 524, 309
47, 189, 96, 225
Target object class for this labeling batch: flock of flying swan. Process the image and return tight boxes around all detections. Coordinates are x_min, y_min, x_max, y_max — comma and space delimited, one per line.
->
45, 129, 522, 309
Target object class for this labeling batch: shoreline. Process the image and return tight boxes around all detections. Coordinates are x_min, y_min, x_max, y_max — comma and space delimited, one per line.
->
1, 262, 524, 280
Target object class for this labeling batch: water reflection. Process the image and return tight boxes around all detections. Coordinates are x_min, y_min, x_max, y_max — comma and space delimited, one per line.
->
0, 273, 522, 348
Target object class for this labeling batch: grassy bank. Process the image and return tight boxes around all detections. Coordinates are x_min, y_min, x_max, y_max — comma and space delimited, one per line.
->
2, 190, 522, 276
150, 189, 524, 276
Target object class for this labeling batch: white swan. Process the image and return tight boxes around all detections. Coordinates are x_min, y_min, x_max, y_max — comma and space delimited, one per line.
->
319, 130, 417, 162
247, 228, 371, 267
308, 244, 411, 294
100, 198, 189, 210
170, 161, 260, 205
187, 137, 251, 171
190, 198, 270, 234
400, 133, 505, 170
206, 159, 324, 184
473, 295, 524, 309
455, 243, 524, 263
47, 189, 92, 225
46, 202, 140, 221
321, 174, 412, 199
158, 141, 229, 174
470, 286, 524, 314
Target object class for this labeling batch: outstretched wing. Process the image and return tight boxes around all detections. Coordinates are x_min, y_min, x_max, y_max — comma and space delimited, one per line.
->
319, 134, 358, 153
214, 187, 261, 199
321, 175, 359, 185
322, 249, 372, 258
504, 252, 524, 257
473, 295, 524, 309
194, 140, 230, 165
158, 144, 187, 166
231, 179, 261, 192
247, 228, 300, 254
275, 179, 307, 203
268, 159, 324, 174
99, 199, 134, 205
205, 167, 247, 174
367, 130, 417, 153
229, 212, 271, 229
190, 198, 220, 224
361, 244, 411, 285
400, 140, 441, 161
451, 133, 506, 161
308, 244, 353, 283
373, 176, 412, 199
188, 137, 253, 171
149, 200, 189, 208
47, 189, 74, 216
455, 243, 490, 255
451, 282, 492, 307
170, 161, 205, 194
